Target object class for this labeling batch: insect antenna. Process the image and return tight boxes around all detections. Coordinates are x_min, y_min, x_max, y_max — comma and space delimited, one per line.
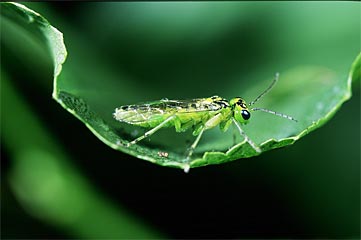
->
251, 107, 297, 122
249, 73, 297, 122
249, 72, 279, 106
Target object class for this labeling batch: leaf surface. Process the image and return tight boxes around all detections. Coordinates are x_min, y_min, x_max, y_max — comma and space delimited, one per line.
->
4, 2, 358, 171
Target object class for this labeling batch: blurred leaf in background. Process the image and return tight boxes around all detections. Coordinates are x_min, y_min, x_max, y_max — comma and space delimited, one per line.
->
1, 2, 360, 239
1, 2, 163, 239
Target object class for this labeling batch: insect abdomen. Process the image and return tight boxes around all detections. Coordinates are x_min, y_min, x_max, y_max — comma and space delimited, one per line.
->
114, 107, 218, 132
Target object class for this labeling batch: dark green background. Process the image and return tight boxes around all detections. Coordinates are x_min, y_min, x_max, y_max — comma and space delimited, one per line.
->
1, 2, 360, 239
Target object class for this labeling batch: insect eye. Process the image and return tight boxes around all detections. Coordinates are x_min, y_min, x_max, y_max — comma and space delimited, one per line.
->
241, 110, 250, 120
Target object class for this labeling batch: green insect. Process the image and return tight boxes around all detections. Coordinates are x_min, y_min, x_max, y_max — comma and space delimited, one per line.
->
113, 73, 297, 163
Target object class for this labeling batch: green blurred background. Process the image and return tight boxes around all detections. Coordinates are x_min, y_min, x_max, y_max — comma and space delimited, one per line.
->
1, 2, 360, 239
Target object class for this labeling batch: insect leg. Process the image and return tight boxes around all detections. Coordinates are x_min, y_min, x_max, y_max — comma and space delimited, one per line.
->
232, 118, 261, 153
186, 113, 224, 160
186, 127, 205, 161
127, 115, 176, 147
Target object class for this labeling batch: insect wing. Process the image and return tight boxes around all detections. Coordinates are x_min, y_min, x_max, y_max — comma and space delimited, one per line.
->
114, 100, 167, 123
114, 97, 224, 124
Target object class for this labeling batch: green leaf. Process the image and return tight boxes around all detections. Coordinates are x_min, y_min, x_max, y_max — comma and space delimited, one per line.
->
54, 50, 359, 171
6, 2, 357, 172
0, 2, 67, 82
48, 8, 359, 171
